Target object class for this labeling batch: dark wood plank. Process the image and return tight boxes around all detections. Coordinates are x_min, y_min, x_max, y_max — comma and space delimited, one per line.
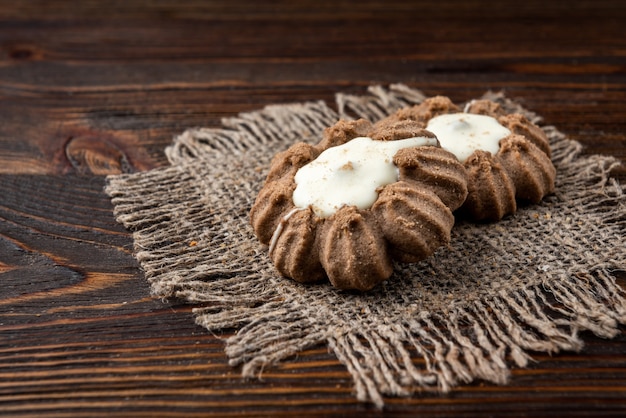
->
1, 0, 625, 416
1, 0, 625, 175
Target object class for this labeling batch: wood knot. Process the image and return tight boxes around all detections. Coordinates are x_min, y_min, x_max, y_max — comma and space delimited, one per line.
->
6, 43, 42, 61
65, 136, 132, 175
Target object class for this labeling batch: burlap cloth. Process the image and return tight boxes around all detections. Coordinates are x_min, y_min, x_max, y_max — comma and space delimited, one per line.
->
106, 85, 626, 407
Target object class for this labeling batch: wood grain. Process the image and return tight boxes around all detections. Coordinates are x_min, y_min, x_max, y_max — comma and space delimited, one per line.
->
1, 0, 625, 416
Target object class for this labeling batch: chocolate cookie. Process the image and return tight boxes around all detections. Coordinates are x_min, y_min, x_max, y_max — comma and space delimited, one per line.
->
378, 96, 556, 221
250, 118, 469, 291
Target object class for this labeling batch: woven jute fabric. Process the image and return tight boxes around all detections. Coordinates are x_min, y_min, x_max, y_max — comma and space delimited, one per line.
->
106, 85, 626, 407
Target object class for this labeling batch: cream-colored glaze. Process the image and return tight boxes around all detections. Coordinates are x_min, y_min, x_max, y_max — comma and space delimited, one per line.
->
293, 136, 438, 218
426, 113, 511, 162
268, 207, 302, 256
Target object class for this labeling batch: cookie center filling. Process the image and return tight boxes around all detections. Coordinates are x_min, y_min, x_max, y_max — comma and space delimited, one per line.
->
293, 136, 438, 218
426, 113, 511, 162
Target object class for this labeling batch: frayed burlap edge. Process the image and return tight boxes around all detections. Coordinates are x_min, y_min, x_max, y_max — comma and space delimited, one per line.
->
106, 84, 626, 408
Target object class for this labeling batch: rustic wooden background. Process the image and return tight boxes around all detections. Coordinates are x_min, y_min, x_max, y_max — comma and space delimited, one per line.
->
1, 1, 625, 416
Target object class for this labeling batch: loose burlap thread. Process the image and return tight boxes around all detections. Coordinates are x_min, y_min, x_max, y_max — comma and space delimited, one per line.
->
106, 85, 626, 408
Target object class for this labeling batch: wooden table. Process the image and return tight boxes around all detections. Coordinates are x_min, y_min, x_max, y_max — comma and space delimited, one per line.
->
1, 1, 625, 416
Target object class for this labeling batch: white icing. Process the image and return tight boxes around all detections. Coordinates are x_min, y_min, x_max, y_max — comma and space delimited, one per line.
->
268, 207, 302, 256
462, 100, 475, 113
426, 113, 511, 162
293, 136, 437, 218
